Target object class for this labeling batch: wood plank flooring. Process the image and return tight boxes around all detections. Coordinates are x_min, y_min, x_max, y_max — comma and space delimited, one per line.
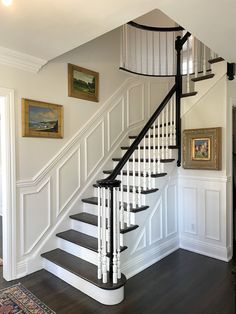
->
0, 249, 234, 313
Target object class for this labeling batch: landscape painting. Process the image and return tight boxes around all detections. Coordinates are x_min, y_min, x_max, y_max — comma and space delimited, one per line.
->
22, 99, 63, 138
68, 64, 99, 102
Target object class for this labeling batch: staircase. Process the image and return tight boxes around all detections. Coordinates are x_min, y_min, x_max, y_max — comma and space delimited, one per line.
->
41, 22, 225, 305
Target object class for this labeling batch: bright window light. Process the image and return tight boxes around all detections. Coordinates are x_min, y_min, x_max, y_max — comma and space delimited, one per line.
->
2, 0, 13, 6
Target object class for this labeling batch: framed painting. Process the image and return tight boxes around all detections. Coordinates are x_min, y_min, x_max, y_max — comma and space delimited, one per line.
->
183, 127, 222, 170
68, 64, 99, 102
22, 98, 63, 138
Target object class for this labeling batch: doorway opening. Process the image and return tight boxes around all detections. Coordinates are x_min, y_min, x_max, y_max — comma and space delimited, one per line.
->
0, 89, 16, 280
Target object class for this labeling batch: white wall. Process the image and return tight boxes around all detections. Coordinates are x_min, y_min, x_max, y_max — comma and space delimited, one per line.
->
0, 27, 128, 180
178, 71, 232, 261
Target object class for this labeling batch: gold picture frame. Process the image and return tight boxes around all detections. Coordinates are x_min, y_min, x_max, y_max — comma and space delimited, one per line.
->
183, 127, 221, 170
22, 98, 63, 138
68, 64, 99, 102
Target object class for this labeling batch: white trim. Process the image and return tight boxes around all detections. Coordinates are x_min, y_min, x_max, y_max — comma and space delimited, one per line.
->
178, 174, 230, 183
179, 235, 231, 262
0, 88, 17, 280
0, 46, 47, 73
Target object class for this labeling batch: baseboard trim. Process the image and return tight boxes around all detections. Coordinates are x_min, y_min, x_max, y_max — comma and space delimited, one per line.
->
179, 235, 231, 262
122, 236, 179, 279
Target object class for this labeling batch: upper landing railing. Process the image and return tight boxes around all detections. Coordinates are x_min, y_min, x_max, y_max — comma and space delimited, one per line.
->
120, 21, 219, 93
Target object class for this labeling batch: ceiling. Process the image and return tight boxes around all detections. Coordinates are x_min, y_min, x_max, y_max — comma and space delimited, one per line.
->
0, 0, 236, 63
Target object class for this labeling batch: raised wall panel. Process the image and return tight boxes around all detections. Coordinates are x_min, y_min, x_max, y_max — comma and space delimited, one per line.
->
166, 184, 177, 237
131, 228, 147, 255
85, 120, 104, 179
127, 83, 144, 127
57, 147, 80, 216
149, 82, 169, 116
205, 190, 220, 241
183, 187, 197, 235
149, 199, 163, 244
20, 179, 51, 255
107, 97, 124, 150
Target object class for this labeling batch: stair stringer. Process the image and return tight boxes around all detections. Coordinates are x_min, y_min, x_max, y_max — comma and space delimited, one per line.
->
119, 161, 179, 279
181, 61, 227, 117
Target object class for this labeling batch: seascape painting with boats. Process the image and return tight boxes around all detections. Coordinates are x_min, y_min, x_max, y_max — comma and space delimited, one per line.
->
29, 105, 58, 132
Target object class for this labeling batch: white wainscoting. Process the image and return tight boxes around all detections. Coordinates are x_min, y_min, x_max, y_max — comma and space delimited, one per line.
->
121, 172, 179, 279
178, 174, 231, 261
16, 76, 170, 277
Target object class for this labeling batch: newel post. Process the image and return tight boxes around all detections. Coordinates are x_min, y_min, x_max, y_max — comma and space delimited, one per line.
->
97, 178, 121, 283
175, 35, 183, 167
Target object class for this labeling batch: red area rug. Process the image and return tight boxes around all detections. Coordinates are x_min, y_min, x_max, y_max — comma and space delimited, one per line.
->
0, 283, 55, 313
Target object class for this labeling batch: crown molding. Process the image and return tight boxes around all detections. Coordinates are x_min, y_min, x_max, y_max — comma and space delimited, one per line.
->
0, 46, 47, 73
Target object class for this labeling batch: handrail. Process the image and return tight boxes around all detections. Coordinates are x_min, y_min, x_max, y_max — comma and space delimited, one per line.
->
127, 21, 184, 32
98, 83, 177, 184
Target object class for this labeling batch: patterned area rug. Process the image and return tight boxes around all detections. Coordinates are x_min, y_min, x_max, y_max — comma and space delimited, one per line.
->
0, 283, 55, 313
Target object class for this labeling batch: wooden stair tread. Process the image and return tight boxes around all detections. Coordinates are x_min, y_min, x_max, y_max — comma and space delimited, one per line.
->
57, 229, 127, 253
70, 212, 139, 233
121, 145, 179, 150
70, 212, 97, 226
208, 57, 224, 64
191, 73, 215, 82
103, 169, 167, 178
150, 121, 174, 129
129, 133, 174, 139
41, 249, 126, 290
112, 157, 175, 164
181, 92, 198, 98
81, 197, 149, 213
122, 185, 159, 194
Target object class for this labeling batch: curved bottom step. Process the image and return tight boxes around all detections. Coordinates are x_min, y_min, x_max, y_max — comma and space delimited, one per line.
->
42, 249, 126, 305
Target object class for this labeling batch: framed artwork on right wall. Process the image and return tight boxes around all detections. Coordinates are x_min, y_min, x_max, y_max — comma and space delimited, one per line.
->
183, 127, 222, 170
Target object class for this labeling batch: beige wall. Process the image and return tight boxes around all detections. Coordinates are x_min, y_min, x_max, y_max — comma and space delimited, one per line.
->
0, 27, 129, 180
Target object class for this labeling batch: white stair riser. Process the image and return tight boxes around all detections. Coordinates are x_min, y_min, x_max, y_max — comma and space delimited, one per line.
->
72, 219, 97, 238
93, 188, 154, 205
113, 174, 167, 187
58, 238, 98, 265
43, 259, 124, 305
112, 160, 175, 174
121, 149, 174, 159
129, 137, 175, 146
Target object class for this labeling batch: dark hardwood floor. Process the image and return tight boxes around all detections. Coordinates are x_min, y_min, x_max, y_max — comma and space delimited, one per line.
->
0, 249, 234, 313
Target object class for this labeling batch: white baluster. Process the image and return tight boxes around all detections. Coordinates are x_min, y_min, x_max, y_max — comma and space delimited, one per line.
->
170, 98, 173, 146
203, 44, 206, 76
187, 37, 190, 93
132, 151, 136, 208
138, 144, 142, 207
165, 106, 169, 159
173, 96, 176, 146
120, 170, 124, 230
116, 188, 121, 280
126, 160, 130, 227
148, 129, 151, 189
112, 188, 118, 284
161, 110, 165, 160
194, 37, 198, 78
152, 123, 156, 174
106, 188, 110, 254
157, 117, 161, 173
143, 135, 147, 190
102, 188, 107, 283
97, 187, 102, 280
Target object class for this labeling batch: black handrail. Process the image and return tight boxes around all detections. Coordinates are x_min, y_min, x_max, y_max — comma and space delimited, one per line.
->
98, 83, 177, 184
128, 21, 184, 32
